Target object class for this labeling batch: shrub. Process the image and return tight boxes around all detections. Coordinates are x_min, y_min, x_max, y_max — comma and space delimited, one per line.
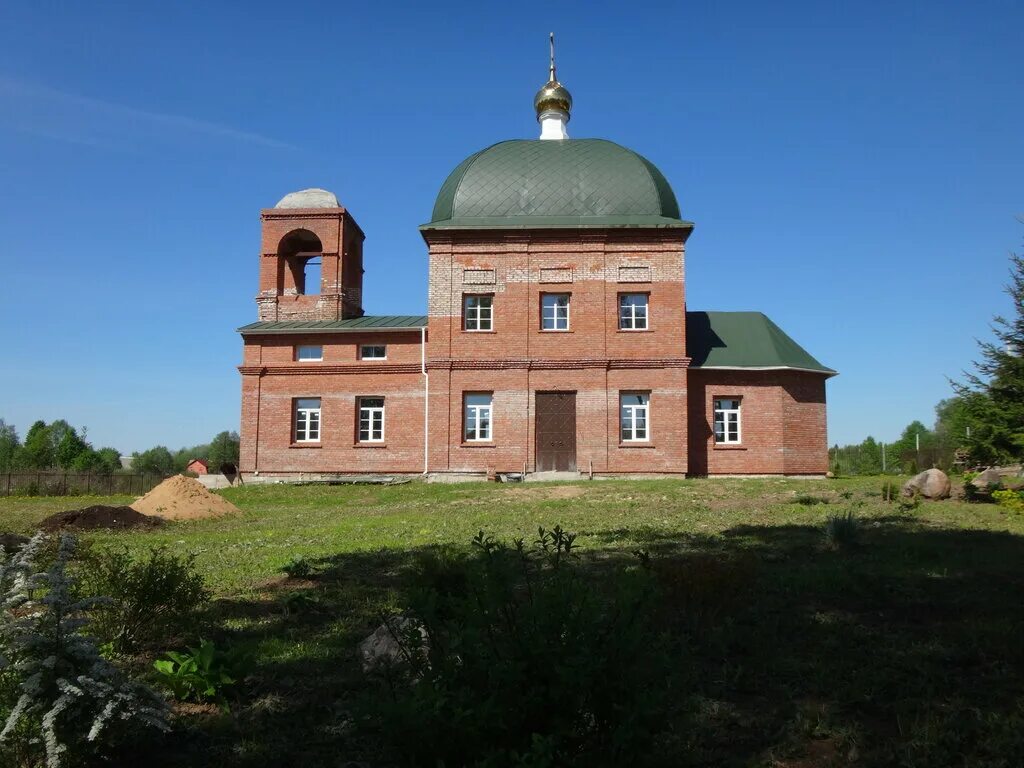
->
794, 494, 830, 506
992, 489, 1024, 513
0, 534, 170, 767
280, 556, 312, 579
153, 639, 249, 707
365, 526, 672, 767
824, 510, 860, 550
881, 480, 899, 502
897, 491, 922, 512
75, 546, 210, 653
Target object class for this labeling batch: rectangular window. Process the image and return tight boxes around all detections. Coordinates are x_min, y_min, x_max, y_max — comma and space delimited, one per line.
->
463, 393, 493, 442
360, 345, 387, 360
464, 294, 493, 331
620, 393, 650, 442
618, 293, 649, 330
296, 345, 323, 361
713, 398, 742, 444
294, 398, 321, 443
541, 293, 570, 331
358, 397, 385, 443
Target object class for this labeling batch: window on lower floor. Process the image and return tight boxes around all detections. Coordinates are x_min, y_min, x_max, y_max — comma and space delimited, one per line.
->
713, 398, 741, 444
620, 392, 650, 442
358, 397, 385, 442
464, 294, 493, 331
541, 293, 570, 331
618, 293, 649, 330
464, 393, 493, 442
294, 398, 321, 443
360, 345, 387, 360
296, 345, 323, 361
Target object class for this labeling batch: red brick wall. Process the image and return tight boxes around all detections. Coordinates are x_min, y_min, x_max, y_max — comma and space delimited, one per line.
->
256, 207, 365, 322
422, 229, 690, 476
238, 331, 426, 476
687, 370, 828, 475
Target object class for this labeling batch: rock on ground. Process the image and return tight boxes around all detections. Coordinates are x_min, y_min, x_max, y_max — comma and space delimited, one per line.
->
971, 468, 1003, 488
358, 617, 427, 672
902, 468, 951, 500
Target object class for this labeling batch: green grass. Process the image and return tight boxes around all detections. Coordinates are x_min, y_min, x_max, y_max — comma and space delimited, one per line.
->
3, 476, 1024, 766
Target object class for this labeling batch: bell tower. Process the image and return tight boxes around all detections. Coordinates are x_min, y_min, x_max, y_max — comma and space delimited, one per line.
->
256, 188, 365, 322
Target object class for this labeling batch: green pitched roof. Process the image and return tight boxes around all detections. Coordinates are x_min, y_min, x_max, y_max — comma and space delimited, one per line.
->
423, 139, 693, 231
237, 315, 427, 334
687, 312, 836, 375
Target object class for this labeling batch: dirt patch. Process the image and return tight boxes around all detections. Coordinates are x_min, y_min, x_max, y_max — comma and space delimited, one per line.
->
131, 475, 241, 521
39, 505, 163, 532
504, 484, 587, 500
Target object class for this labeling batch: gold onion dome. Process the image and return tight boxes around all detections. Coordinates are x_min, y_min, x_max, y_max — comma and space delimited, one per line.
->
534, 33, 572, 121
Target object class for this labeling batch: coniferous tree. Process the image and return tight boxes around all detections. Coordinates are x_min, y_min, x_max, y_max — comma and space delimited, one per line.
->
953, 248, 1024, 464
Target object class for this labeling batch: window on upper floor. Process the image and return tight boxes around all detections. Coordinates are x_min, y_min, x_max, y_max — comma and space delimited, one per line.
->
541, 293, 570, 331
464, 393, 493, 442
357, 397, 385, 443
464, 294, 493, 331
296, 345, 323, 361
294, 398, 321, 443
360, 345, 387, 360
713, 398, 742, 444
618, 293, 649, 330
620, 392, 650, 442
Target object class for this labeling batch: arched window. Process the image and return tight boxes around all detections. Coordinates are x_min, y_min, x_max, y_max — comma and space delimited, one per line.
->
277, 229, 323, 295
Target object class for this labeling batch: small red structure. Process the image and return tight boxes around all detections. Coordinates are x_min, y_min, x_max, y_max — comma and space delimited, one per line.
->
186, 459, 209, 475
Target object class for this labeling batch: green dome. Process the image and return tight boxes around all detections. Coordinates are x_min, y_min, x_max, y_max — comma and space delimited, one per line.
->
423, 139, 692, 231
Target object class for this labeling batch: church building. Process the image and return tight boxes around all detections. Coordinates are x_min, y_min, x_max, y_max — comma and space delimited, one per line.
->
237, 44, 835, 480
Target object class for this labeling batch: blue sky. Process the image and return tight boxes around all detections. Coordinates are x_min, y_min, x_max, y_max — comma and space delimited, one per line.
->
0, 0, 1020, 453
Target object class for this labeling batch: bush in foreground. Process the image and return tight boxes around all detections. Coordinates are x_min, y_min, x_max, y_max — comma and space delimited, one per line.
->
0, 534, 169, 767
75, 546, 210, 653
365, 526, 672, 767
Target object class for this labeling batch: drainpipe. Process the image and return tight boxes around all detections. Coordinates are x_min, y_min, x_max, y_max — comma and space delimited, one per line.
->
421, 326, 429, 475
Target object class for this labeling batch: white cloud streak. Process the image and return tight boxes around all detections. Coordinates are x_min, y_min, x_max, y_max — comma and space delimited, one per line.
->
0, 76, 295, 151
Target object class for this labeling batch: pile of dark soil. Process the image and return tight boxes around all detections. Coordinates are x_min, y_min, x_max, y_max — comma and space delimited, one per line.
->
39, 505, 164, 532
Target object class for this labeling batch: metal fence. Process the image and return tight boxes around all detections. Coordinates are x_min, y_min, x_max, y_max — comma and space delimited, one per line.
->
0, 473, 167, 497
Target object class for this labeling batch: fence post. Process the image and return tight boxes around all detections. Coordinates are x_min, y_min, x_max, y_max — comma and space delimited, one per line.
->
86, 474, 91, 494
5, 473, 10, 497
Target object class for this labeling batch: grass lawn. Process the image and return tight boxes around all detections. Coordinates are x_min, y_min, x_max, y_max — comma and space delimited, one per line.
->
2, 476, 1023, 766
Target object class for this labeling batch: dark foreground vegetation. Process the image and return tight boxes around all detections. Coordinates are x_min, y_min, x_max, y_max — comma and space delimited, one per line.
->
1, 477, 1022, 767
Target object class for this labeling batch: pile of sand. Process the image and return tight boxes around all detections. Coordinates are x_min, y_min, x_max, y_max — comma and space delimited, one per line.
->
131, 475, 241, 521
40, 505, 163, 532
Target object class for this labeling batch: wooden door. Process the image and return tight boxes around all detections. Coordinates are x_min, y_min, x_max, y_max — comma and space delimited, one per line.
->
535, 392, 577, 472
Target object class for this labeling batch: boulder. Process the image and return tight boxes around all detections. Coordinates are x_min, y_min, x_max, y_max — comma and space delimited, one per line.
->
970, 468, 1003, 489
358, 617, 428, 672
902, 468, 951, 500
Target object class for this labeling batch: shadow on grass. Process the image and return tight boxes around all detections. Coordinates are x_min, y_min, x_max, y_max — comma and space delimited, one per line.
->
139, 517, 1024, 768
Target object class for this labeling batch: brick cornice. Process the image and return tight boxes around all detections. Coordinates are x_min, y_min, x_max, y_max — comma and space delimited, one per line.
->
425, 357, 691, 371
238, 363, 423, 376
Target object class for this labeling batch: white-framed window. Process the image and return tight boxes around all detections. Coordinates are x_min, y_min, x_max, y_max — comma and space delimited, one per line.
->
360, 345, 387, 360
464, 294, 493, 331
618, 293, 649, 330
294, 398, 321, 443
620, 392, 650, 442
358, 397, 385, 443
296, 345, 323, 361
713, 398, 741, 444
464, 393, 493, 442
541, 293, 570, 331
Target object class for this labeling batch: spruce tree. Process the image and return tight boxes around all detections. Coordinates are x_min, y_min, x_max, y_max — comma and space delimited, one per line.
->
954, 249, 1024, 464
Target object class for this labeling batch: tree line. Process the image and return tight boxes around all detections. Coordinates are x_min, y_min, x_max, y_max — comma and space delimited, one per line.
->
834, 243, 1023, 475
0, 419, 240, 477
